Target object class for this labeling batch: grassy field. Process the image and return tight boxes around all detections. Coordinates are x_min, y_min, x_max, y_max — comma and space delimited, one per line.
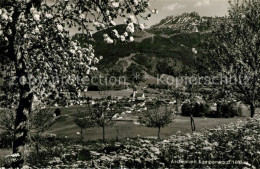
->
48, 116, 249, 140
45, 103, 252, 140
0, 149, 11, 164
47, 107, 250, 141
83, 89, 133, 99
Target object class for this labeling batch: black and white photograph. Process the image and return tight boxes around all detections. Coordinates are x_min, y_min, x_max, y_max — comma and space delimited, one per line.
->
0, 0, 259, 168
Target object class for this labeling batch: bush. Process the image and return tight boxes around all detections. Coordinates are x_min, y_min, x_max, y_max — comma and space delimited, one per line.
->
87, 85, 100, 91
181, 102, 211, 117
102, 144, 123, 154
216, 102, 241, 118
54, 108, 61, 116
181, 103, 193, 116
27, 151, 50, 167
182, 101, 243, 118
78, 149, 92, 161
0, 131, 13, 149
206, 110, 221, 118
193, 103, 211, 117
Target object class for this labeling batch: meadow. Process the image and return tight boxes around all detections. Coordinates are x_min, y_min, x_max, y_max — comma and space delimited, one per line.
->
47, 105, 250, 140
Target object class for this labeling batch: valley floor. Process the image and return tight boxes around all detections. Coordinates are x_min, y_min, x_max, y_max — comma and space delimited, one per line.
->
48, 114, 249, 140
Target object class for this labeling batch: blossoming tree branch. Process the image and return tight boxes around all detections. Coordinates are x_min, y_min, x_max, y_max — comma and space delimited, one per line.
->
0, 0, 156, 166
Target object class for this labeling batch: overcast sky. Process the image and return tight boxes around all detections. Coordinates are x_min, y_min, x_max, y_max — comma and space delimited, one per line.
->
147, 0, 230, 26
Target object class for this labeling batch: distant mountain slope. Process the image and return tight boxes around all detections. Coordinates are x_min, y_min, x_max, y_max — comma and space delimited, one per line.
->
72, 12, 223, 82
149, 12, 223, 36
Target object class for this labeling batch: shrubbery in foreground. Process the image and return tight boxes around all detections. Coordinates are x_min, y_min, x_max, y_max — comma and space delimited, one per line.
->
1, 116, 259, 168
1, 117, 260, 168
89, 117, 259, 168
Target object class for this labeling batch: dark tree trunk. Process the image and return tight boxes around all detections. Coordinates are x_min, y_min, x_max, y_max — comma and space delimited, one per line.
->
13, 83, 33, 167
158, 127, 161, 139
191, 115, 196, 131
116, 127, 119, 142
102, 126, 105, 142
80, 128, 83, 141
35, 142, 39, 155
8, 3, 33, 168
250, 103, 255, 118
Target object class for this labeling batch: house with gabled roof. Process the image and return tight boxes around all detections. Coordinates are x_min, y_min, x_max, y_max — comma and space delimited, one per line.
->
130, 90, 145, 101
134, 93, 145, 101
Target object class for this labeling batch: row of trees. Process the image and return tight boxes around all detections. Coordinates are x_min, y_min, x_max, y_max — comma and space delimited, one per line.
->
74, 99, 176, 141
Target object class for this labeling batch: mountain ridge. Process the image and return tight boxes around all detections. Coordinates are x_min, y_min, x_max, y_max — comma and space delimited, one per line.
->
72, 12, 222, 84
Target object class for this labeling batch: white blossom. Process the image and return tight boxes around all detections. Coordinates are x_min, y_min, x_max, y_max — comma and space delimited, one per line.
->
106, 10, 110, 15
96, 7, 101, 13
94, 22, 101, 28
112, 29, 119, 38
129, 15, 137, 23
124, 32, 129, 37
110, 20, 116, 26
120, 35, 126, 42
103, 34, 114, 44
80, 13, 85, 19
70, 49, 76, 54
6, 153, 20, 158
33, 13, 40, 21
66, 5, 72, 11
30, 7, 36, 13
105, 37, 113, 44
112, 2, 119, 8
34, 27, 39, 33
45, 13, 53, 19
129, 36, 134, 42
57, 24, 63, 31
152, 9, 159, 14
139, 24, 145, 30
1, 12, 8, 20
133, 0, 139, 6
100, 23, 106, 29
126, 22, 135, 33
103, 34, 109, 38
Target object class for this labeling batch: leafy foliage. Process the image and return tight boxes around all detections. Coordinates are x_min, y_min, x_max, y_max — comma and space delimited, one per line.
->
74, 110, 95, 140
215, 101, 242, 118
14, 116, 260, 168
181, 101, 242, 118
30, 108, 55, 134
139, 105, 175, 139
181, 102, 211, 117
88, 93, 119, 141
0, 0, 154, 165
0, 109, 15, 132
125, 63, 144, 84
205, 0, 260, 117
